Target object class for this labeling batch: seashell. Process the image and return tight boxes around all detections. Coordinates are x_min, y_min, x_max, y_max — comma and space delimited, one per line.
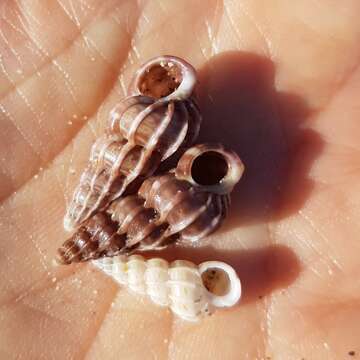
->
57, 144, 244, 264
58, 213, 127, 265
93, 255, 242, 321
109, 95, 200, 161
63, 134, 162, 231
175, 143, 244, 195
115, 173, 229, 249
128, 55, 198, 101
129, 142, 244, 247
64, 56, 201, 231
109, 55, 202, 160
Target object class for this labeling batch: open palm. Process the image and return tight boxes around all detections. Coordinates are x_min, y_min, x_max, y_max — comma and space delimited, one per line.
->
1, 1, 360, 359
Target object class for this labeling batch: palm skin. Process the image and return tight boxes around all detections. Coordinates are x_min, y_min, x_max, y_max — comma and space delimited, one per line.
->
1, 0, 360, 359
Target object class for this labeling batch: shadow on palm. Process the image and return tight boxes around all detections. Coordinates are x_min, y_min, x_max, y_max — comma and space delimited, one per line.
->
152, 52, 325, 304
152, 244, 300, 304
196, 51, 323, 227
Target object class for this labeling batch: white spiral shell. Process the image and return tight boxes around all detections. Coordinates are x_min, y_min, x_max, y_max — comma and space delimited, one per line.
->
93, 255, 241, 321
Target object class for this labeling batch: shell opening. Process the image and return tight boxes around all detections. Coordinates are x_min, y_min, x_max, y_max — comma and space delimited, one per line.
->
175, 144, 245, 195
199, 261, 241, 308
201, 267, 230, 296
191, 151, 229, 187
131, 56, 197, 101
138, 63, 183, 99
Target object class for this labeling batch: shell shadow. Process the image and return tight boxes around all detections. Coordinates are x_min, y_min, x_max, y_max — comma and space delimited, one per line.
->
144, 52, 312, 303
195, 51, 324, 230
148, 243, 301, 304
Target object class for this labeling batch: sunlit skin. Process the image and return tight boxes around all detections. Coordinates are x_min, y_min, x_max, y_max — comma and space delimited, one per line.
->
0, 1, 360, 359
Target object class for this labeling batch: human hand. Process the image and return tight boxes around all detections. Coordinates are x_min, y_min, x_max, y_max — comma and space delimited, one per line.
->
1, 1, 359, 359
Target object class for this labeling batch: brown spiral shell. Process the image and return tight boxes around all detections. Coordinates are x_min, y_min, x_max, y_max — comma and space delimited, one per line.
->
58, 213, 126, 265
63, 134, 162, 231
109, 55, 201, 159
108, 95, 200, 161
57, 144, 244, 264
63, 56, 201, 231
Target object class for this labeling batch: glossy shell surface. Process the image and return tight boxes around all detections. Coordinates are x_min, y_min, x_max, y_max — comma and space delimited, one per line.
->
64, 55, 201, 231
93, 255, 241, 321
58, 175, 228, 264
58, 212, 126, 265
109, 96, 200, 161
137, 173, 230, 243
58, 143, 244, 264
63, 134, 161, 231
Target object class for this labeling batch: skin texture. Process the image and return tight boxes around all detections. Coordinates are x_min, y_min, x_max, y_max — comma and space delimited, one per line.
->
0, 0, 360, 359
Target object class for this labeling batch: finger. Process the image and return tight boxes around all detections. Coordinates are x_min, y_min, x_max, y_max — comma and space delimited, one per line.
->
0, 0, 139, 200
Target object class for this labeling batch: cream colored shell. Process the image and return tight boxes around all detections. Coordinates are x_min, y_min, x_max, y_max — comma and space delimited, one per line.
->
93, 255, 241, 321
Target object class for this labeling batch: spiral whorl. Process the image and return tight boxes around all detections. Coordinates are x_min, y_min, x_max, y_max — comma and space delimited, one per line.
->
93, 255, 242, 321
63, 135, 162, 231
57, 213, 126, 265
59, 142, 244, 263
64, 56, 201, 232
138, 173, 229, 242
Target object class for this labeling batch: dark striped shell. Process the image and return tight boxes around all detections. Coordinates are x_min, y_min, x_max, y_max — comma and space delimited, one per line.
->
63, 135, 162, 231
58, 213, 126, 265
63, 56, 201, 231
57, 144, 244, 264
109, 95, 200, 160
57, 174, 228, 264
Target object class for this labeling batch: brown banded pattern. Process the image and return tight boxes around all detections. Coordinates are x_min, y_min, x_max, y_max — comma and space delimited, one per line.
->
64, 56, 201, 231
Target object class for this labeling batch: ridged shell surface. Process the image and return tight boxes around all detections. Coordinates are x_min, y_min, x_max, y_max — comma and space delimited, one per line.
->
64, 134, 162, 231
57, 174, 229, 264
63, 55, 201, 231
58, 141, 245, 264
110, 172, 230, 251
109, 96, 201, 161
93, 255, 242, 321
141, 173, 229, 240
58, 213, 127, 265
